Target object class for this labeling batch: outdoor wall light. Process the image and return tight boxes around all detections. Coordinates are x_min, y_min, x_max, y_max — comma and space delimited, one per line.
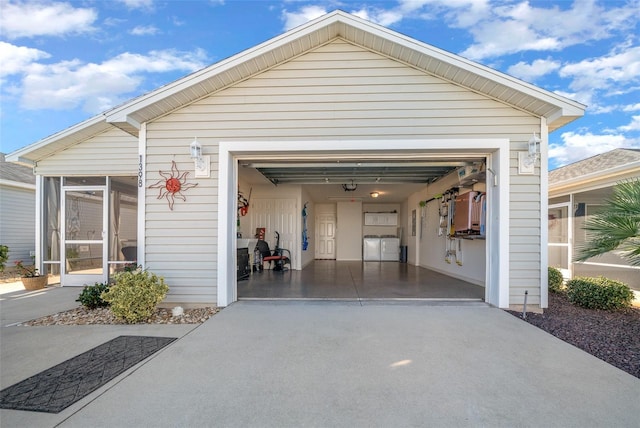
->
190, 137, 202, 160
518, 133, 541, 175
528, 132, 541, 163
370, 192, 380, 198
189, 137, 210, 178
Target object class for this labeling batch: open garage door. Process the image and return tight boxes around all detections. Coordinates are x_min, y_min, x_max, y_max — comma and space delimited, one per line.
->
217, 139, 509, 308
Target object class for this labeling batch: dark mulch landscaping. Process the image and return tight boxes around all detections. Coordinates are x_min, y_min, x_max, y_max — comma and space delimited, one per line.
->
507, 292, 640, 379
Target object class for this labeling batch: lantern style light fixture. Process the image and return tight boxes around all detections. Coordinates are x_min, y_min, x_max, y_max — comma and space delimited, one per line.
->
189, 137, 210, 178
190, 137, 202, 161
528, 132, 541, 164
370, 192, 380, 198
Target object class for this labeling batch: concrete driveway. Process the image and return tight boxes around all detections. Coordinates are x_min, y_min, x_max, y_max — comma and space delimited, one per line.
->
1, 287, 639, 427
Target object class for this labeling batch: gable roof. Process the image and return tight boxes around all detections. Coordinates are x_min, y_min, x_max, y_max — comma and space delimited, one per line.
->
549, 148, 640, 194
0, 153, 36, 187
7, 10, 585, 166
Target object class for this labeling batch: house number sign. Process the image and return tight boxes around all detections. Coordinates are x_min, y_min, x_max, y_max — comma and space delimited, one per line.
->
138, 155, 144, 188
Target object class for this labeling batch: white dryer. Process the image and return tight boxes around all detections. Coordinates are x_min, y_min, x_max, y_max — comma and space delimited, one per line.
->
381, 237, 400, 261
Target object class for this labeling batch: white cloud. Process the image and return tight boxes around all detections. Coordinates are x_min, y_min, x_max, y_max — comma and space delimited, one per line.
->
19, 49, 208, 113
507, 58, 561, 82
549, 131, 640, 166
619, 116, 640, 132
350, 7, 403, 26
458, 1, 640, 60
0, 42, 50, 77
560, 46, 640, 93
623, 103, 640, 112
115, 0, 154, 10
282, 6, 327, 30
130, 25, 160, 36
0, 1, 97, 39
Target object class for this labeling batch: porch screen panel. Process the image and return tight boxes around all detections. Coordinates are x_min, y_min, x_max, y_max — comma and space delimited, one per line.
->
44, 177, 61, 275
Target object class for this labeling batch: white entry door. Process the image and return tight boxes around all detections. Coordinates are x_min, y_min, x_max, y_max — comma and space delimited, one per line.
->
316, 213, 336, 259
61, 186, 108, 286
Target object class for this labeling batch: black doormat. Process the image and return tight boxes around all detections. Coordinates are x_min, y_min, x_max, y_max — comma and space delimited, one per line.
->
0, 335, 176, 413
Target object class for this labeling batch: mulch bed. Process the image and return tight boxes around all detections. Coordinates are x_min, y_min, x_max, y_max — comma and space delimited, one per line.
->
506, 292, 640, 379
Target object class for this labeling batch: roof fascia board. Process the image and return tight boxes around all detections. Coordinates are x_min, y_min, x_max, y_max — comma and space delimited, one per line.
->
6, 114, 109, 163
104, 10, 583, 126
549, 161, 640, 195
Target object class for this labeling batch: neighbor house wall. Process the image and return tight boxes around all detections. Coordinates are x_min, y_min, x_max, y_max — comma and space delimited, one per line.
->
146, 38, 542, 305
0, 182, 36, 267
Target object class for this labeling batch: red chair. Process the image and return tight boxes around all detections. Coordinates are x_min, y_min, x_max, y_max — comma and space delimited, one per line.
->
254, 232, 291, 271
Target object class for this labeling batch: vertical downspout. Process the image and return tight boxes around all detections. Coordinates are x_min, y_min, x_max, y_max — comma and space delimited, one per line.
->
540, 117, 549, 309
137, 123, 146, 267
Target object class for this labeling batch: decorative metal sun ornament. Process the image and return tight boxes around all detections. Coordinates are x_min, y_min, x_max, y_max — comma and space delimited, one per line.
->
149, 161, 198, 210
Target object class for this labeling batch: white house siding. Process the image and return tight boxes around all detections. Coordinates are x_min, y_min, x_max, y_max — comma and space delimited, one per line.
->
34, 127, 138, 176
147, 39, 543, 305
0, 183, 36, 267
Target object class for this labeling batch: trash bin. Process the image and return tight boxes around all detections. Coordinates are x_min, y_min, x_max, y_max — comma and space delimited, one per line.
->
400, 245, 408, 263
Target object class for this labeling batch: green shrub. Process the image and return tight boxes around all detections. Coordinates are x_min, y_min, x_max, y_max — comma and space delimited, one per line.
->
566, 276, 634, 310
548, 267, 565, 293
101, 269, 169, 323
0, 245, 8, 273
76, 282, 110, 309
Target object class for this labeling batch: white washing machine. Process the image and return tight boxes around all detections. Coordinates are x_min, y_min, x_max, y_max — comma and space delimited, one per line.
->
381, 237, 400, 261
363, 236, 381, 261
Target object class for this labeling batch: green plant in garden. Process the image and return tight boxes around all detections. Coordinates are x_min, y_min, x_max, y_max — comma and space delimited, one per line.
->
566, 276, 633, 310
76, 282, 110, 309
0, 245, 8, 273
101, 268, 169, 323
575, 178, 640, 266
14, 260, 41, 277
548, 266, 564, 293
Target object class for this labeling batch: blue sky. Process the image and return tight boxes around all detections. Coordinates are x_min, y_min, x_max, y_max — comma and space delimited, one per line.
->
1, 0, 639, 169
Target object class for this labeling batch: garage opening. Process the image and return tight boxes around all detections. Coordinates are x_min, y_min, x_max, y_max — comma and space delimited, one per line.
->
217, 139, 509, 307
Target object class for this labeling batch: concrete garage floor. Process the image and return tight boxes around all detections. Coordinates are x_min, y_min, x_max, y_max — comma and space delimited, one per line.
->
238, 260, 485, 301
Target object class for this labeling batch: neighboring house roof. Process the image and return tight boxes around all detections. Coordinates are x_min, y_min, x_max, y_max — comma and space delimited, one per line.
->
0, 153, 36, 188
549, 148, 640, 195
7, 10, 585, 167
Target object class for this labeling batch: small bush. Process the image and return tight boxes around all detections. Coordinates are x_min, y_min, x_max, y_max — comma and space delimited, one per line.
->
0, 245, 8, 273
101, 268, 169, 323
548, 267, 565, 293
566, 276, 634, 310
76, 282, 110, 309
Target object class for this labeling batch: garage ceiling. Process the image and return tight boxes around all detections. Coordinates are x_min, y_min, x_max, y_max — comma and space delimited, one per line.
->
239, 157, 486, 203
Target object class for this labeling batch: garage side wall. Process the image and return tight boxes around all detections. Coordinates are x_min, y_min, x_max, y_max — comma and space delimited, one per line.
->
148, 39, 542, 305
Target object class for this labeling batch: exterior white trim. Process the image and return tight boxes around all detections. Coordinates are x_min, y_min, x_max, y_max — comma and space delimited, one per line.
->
540, 117, 549, 308
218, 138, 510, 308
35, 175, 43, 273
137, 123, 146, 267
